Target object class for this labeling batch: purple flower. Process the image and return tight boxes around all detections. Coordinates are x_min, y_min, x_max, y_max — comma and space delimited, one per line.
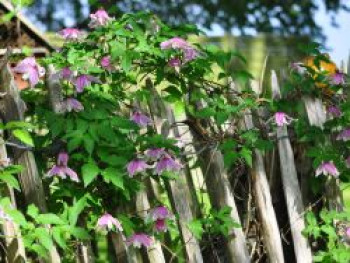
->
155, 219, 167, 232
155, 154, 182, 175
74, 74, 99, 93
160, 37, 190, 50
96, 213, 123, 232
345, 156, 350, 169
13, 57, 45, 87
346, 227, 350, 237
274, 112, 293, 127
131, 112, 152, 127
101, 56, 112, 70
327, 105, 342, 118
330, 71, 345, 85
183, 48, 199, 62
336, 129, 350, 141
168, 57, 182, 68
315, 161, 339, 178
89, 9, 112, 28
60, 67, 73, 80
58, 28, 82, 40
126, 233, 153, 248
127, 159, 149, 177
47, 152, 79, 182
64, 98, 84, 112
145, 148, 165, 160
149, 206, 171, 221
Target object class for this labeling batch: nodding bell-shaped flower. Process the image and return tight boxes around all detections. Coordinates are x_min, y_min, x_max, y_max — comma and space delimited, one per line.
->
101, 56, 112, 70
60, 67, 73, 80
127, 159, 149, 177
330, 71, 346, 85
155, 154, 182, 175
64, 98, 84, 112
126, 233, 153, 248
145, 148, 165, 160
13, 57, 45, 87
131, 111, 152, 127
346, 227, 350, 238
96, 213, 123, 232
315, 161, 339, 178
46, 152, 79, 182
89, 9, 112, 28
58, 28, 82, 40
160, 37, 191, 50
160, 37, 199, 64
273, 112, 293, 127
336, 128, 350, 141
149, 206, 172, 232
74, 74, 100, 93
327, 105, 342, 118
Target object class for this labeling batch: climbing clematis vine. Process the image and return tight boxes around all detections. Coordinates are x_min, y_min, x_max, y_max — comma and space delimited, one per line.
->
13, 57, 45, 87
58, 28, 82, 40
96, 213, 123, 232
126, 233, 153, 248
89, 9, 112, 28
127, 159, 149, 177
155, 154, 182, 175
315, 161, 339, 178
46, 152, 79, 182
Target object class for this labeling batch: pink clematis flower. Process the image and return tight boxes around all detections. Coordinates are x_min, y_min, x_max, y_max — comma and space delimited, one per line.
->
101, 56, 112, 70
131, 112, 152, 127
273, 112, 293, 127
127, 159, 149, 177
183, 48, 199, 63
60, 67, 73, 80
330, 71, 346, 85
58, 28, 82, 40
145, 148, 165, 160
155, 154, 182, 175
168, 57, 182, 68
96, 213, 123, 232
13, 57, 45, 87
126, 233, 153, 248
149, 206, 172, 232
47, 152, 79, 182
336, 128, 350, 141
315, 161, 339, 178
160, 37, 191, 50
346, 227, 350, 238
327, 105, 342, 118
64, 98, 84, 112
160, 37, 198, 64
74, 74, 99, 93
89, 9, 112, 28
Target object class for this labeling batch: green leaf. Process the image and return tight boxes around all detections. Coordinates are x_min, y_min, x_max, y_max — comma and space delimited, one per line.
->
35, 227, 53, 251
121, 51, 132, 72
52, 227, 67, 249
240, 147, 252, 167
69, 197, 88, 226
36, 214, 65, 225
27, 204, 39, 219
188, 219, 203, 240
70, 227, 91, 240
102, 167, 124, 189
83, 135, 95, 155
12, 129, 34, 146
82, 162, 100, 187
0, 173, 20, 190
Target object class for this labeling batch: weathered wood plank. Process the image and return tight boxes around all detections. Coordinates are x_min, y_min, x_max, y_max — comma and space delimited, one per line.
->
271, 71, 313, 263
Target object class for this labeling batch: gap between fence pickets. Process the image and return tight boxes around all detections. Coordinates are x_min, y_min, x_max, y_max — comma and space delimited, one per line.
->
0, 62, 61, 263
186, 98, 250, 263
271, 70, 313, 263
229, 80, 285, 263
0, 120, 27, 263
146, 79, 204, 263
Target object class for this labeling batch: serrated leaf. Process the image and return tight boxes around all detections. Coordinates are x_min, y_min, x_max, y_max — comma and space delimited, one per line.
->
0, 173, 20, 190
12, 129, 34, 146
27, 204, 39, 219
70, 227, 91, 240
82, 162, 99, 187
36, 214, 65, 225
102, 167, 124, 189
69, 197, 88, 226
35, 228, 53, 251
52, 227, 67, 249
188, 220, 203, 240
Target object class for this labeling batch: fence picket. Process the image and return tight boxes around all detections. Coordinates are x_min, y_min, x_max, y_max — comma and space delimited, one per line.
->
271, 71, 313, 263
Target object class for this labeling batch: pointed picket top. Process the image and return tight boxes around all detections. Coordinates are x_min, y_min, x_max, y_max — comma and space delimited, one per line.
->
271, 70, 281, 99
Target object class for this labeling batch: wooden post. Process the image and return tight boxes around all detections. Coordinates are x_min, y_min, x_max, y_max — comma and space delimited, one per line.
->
186, 97, 250, 262
271, 71, 313, 263
0, 121, 27, 263
146, 80, 204, 263
0, 62, 61, 263
232, 81, 285, 263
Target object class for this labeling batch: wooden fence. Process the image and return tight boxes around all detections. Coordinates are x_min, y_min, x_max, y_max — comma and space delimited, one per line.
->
0, 51, 347, 263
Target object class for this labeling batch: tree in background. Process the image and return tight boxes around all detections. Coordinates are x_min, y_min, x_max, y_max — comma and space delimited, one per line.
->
25, 0, 349, 39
